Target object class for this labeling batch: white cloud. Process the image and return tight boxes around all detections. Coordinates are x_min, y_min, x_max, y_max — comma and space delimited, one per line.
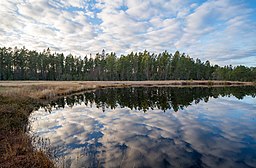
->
174, 0, 256, 65
0, 0, 255, 65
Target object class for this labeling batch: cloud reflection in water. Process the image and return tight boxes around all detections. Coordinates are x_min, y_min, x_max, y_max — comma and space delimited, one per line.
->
29, 87, 256, 168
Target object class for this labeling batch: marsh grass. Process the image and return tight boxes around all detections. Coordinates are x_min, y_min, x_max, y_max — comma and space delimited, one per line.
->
1, 131, 54, 168
0, 94, 55, 168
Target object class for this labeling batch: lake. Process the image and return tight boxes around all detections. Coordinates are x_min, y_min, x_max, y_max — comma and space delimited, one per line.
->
29, 86, 256, 168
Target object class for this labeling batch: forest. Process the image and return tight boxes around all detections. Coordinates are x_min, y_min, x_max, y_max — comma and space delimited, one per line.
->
0, 46, 255, 81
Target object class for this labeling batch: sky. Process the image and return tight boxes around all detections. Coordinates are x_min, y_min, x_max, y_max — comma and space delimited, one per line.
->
0, 0, 256, 66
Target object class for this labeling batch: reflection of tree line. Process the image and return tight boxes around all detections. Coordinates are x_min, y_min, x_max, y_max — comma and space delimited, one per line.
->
46, 87, 256, 112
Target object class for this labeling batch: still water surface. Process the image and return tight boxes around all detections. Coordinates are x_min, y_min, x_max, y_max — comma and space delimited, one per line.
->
29, 87, 256, 168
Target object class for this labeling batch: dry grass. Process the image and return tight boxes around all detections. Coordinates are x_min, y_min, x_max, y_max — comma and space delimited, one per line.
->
0, 131, 54, 168
0, 80, 255, 97
0, 95, 54, 168
1, 84, 89, 99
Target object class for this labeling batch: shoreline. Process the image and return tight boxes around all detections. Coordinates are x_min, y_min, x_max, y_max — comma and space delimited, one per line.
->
0, 80, 255, 167
0, 80, 255, 86
1, 80, 255, 100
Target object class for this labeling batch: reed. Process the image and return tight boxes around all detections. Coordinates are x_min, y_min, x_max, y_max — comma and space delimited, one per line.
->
0, 95, 54, 167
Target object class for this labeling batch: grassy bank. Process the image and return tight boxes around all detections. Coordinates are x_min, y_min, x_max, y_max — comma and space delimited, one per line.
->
0, 95, 54, 167
0, 80, 255, 167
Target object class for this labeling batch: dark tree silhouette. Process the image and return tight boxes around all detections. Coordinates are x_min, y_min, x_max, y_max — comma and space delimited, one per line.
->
0, 46, 255, 81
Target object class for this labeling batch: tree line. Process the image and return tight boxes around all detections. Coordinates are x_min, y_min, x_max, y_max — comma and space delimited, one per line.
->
0, 46, 255, 81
